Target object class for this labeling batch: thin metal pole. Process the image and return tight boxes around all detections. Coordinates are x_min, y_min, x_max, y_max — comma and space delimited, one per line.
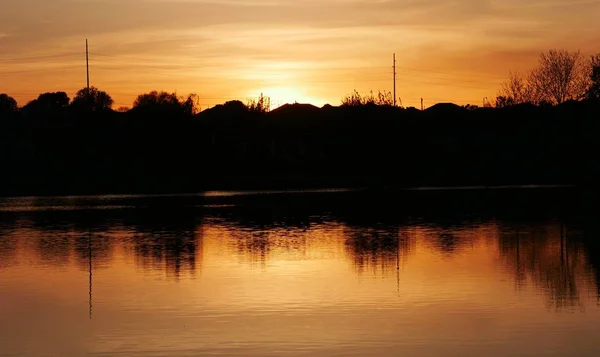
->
393, 53, 397, 106
86, 39, 90, 93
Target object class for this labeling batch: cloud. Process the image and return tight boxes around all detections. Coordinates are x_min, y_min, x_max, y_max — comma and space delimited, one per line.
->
2, 0, 600, 107
1, 0, 597, 49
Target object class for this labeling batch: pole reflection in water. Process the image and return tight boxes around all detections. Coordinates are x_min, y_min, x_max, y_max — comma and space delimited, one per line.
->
88, 229, 92, 320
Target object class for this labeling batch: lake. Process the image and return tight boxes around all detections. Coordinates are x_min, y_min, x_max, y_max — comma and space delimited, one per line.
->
1, 188, 599, 357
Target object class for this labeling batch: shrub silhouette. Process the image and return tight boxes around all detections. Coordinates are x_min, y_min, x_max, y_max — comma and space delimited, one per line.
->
247, 93, 270, 113
341, 90, 399, 107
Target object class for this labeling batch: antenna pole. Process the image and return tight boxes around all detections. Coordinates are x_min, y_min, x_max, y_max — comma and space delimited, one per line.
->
393, 53, 397, 106
86, 39, 90, 93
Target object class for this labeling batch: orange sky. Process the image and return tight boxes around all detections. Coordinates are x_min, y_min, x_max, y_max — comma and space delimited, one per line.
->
1, 0, 599, 109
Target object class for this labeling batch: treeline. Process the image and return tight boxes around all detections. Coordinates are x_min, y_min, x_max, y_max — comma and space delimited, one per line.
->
0, 49, 599, 196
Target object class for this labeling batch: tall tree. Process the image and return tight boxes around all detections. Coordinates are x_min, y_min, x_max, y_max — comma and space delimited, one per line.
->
529, 49, 589, 105
587, 54, 600, 101
70, 87, 113, 112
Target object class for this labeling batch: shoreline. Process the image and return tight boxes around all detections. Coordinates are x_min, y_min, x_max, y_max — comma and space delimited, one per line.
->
0, 182, 584, 199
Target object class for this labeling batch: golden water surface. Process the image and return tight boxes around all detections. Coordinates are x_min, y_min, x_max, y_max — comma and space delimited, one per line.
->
1, 190, 599, 357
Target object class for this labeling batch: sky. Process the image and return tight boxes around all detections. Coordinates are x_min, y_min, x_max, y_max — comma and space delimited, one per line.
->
1, 0, 599, 109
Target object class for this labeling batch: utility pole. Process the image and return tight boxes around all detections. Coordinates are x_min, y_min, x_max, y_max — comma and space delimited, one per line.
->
421, 98, 424, 111
86, 39, 90, 93
393, 53, 397, 106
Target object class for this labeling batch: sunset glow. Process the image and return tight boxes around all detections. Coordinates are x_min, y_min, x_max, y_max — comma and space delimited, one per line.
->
1, 0, 599, 109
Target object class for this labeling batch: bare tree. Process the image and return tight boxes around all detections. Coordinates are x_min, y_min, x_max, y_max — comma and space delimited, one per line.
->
529, 49, 589, 105
497, 71, 536, 106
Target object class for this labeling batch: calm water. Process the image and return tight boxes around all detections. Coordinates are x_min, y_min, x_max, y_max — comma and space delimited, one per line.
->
1, 189, 599, 357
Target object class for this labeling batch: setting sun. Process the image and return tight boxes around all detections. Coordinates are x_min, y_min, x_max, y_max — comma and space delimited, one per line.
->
250, 86, 326, 109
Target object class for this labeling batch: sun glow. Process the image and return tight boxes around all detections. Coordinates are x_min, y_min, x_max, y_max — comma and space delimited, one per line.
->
250, 86, 327, 109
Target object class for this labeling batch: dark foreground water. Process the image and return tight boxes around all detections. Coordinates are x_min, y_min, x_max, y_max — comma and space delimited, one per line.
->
1, 188, 599, 357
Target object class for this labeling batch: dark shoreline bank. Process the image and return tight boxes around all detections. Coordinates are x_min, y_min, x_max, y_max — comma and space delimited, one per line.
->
2, 100, 599, 198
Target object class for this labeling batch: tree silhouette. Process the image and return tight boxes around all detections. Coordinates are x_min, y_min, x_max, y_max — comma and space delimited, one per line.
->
495, 96, 514, 108
132, 91, 198, 116
222, 100, 247, 112
0, 93, 17, 116
38, 92, 70, 109
529, 49, 589, 105
70, 86, 113, 112
134, 91, 179, 109
247, 93, 270, 113
587, 54, 600, 101
497, 72, 536, 107
183, 93, 200, 115
22, 92, 70, 116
